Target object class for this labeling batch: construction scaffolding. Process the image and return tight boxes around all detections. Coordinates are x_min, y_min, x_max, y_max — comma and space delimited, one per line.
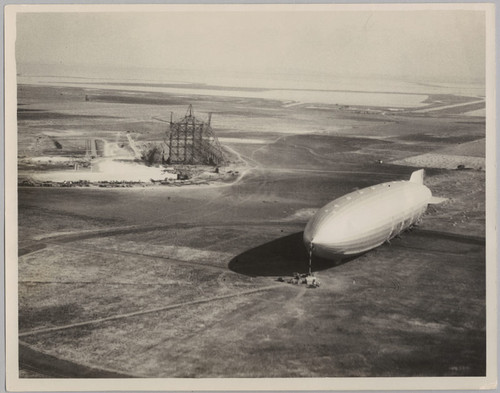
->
167, 105, 225, 166
85, 139, 98, 159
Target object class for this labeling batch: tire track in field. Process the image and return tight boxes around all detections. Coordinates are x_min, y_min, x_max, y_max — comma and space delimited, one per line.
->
47, 241, 231, 272
19, 221, 303, 256
19, 284, 284, 338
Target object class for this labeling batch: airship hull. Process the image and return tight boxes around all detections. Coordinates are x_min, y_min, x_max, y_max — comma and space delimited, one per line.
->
304, 170, 432, 259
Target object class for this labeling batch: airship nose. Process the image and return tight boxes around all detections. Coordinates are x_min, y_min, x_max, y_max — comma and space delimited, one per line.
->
310, 222, 346, 251
310, 228, 332, 247
304, 207, 351, 259
303, 220, 317, 246
304, 216, 340, 252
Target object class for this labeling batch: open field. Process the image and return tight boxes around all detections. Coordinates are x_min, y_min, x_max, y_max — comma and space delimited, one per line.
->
16, 82, 486, 378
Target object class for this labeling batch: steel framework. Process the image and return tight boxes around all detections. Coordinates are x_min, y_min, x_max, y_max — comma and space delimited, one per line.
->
167, 105, 225, 166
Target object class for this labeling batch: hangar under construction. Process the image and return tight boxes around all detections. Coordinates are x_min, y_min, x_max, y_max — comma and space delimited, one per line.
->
167, 105, 225, 166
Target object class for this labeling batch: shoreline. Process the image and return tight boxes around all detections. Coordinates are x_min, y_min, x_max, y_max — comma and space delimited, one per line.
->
17, 80, 431, 109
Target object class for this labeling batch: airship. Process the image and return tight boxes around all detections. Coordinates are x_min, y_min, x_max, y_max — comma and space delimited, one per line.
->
303, 169, 445, 260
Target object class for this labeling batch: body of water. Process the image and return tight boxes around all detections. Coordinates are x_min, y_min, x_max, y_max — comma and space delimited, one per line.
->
17, 63, 485, 107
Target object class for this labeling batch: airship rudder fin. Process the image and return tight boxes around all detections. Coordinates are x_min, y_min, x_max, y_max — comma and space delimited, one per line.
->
409, 169, 425, 184
408, 169, 447, 203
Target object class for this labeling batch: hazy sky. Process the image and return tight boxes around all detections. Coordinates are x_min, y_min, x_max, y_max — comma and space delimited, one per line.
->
16, 9, 486, 83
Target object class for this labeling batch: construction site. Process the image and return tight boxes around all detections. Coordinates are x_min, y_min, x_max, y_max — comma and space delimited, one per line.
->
18, 104, 232, 187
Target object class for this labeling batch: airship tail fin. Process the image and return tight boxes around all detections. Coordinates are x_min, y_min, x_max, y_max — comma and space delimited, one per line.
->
429, 196, 448, 204
409, 169, 425, 184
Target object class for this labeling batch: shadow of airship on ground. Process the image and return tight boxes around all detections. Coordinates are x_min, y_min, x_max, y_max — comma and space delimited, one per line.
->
228, 232, 359, 277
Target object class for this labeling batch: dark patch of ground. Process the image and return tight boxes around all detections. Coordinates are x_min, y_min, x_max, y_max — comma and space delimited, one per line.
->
87, 94, 191, 106
19, 343, 133, 378
393, 133, 484, 144
229, 232, 339, 276
17, 111, 118, 121
19, 303, 86, 332
429, 102, 485, 116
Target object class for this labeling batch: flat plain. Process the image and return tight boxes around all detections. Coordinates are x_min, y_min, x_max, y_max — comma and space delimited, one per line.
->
16, 82, 486, 378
